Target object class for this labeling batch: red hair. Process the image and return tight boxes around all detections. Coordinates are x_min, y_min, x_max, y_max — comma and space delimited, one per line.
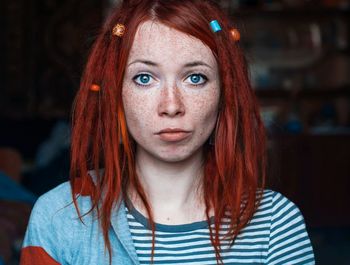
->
70, 0, 266, 264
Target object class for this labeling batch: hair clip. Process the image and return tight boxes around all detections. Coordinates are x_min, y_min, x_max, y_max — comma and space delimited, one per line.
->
230, 28, 240, 42
90, 84, 101, 92
112, 23, 126, 37
210, 20, 222, 33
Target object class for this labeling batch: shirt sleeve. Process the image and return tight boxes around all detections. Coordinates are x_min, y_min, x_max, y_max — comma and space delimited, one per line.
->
266, 192, 315, 265
20, 188, 74, 265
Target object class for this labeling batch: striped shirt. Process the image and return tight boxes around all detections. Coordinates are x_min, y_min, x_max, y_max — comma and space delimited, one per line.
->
126, 190, 315, 265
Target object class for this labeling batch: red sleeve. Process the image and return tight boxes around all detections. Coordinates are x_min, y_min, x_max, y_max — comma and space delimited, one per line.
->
20, 246, 60, 265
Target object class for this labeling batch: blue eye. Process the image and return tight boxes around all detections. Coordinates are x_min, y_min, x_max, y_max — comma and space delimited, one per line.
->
186, 74, 208, 86
133, 74, 153, 86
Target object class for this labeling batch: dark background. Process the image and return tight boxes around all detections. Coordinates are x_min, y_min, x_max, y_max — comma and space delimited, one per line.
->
0, 0, 349, 264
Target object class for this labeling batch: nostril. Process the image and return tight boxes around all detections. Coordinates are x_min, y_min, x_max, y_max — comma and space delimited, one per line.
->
159, 108, 185, 117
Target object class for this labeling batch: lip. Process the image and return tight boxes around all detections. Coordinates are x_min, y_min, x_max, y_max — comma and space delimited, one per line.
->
156, 128, 192, 142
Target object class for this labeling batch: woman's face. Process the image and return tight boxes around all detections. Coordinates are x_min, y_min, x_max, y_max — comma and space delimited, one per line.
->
122, 20, 220, 162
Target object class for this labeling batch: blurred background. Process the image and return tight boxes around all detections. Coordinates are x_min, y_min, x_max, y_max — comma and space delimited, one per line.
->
0, 0, 349, 264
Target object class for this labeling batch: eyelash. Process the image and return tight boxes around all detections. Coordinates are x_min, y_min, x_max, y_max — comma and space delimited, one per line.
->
132, 73, 208, 87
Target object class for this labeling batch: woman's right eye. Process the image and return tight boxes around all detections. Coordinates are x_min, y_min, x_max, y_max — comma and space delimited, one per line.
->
133, 73, 154, 87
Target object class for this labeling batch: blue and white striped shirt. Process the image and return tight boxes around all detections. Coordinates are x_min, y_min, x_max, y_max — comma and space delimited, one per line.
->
126, 190, 315, 265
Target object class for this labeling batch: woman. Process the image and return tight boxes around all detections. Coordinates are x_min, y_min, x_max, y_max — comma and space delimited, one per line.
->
20, 0, 315, 264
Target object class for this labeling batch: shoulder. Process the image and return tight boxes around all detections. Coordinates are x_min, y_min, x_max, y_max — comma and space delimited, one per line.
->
250, 189, 308, 235
22, 182, 74, 249
258, 189, 307, 227
254, 189, 302, 217
27, 182, 79, 223
257, 190, 310, 239
21, 181, 92, 264
29, 181, 94, 220
35, 181, 73, 208
24, 180, 97, 233
256, 190, 315, 265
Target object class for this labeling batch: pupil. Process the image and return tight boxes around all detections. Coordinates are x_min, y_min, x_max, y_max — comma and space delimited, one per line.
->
141, 75, 149, 83
191, 75, 200, 83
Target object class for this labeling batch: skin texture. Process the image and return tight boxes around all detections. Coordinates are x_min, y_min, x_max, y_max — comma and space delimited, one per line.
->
122, 20, 220, 224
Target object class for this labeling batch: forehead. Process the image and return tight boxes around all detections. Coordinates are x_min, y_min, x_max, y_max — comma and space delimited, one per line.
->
127, 20, 216, 66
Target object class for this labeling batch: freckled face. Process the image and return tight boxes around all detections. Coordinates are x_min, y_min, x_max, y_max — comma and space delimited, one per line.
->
122, 20, 220, 162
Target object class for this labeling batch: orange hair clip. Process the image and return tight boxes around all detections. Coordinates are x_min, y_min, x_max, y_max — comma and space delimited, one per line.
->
90, 84, 101, 92
112, 23, 126, 37
230, 28, 240, 42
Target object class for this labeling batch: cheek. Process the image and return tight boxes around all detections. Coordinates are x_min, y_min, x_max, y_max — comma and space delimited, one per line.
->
122, 88, 155, 132
190, 88, 220, 127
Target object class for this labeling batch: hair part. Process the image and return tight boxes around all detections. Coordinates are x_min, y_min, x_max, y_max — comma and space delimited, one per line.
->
70, 0, 266, 264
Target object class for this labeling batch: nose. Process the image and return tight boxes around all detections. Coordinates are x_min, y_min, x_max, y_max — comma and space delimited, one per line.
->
157, 83, 185, 117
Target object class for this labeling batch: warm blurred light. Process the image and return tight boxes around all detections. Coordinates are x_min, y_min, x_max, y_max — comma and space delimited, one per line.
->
230, 28, 240, 41
90, 84, 101, 92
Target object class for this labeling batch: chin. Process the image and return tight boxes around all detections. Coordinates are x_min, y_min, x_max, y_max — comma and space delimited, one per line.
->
136, 140, 205, 163
153, 145, 203, 163
157, 154, 190, 163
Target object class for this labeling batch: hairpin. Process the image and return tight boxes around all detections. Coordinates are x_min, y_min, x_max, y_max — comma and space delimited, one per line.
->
112, 23, 126, 37
209, 20, 222, 33
230, 28, 240, 42
90, 84, 101, 92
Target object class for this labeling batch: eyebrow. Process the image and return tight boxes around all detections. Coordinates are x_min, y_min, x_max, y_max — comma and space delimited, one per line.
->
127, 60, 212, 69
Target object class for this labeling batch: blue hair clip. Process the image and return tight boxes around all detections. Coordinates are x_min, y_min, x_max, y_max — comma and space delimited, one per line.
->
210, 20, 222, 33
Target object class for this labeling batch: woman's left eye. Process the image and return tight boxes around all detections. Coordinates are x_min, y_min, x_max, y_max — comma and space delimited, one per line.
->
185, 74, 208, 86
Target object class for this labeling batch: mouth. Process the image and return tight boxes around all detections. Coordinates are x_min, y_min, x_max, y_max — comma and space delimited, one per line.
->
156, 128, 192, 142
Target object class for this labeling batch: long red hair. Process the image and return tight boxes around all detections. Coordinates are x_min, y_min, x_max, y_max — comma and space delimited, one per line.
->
70, 0, 266, 264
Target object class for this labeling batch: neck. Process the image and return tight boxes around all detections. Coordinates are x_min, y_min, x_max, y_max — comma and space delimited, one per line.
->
128, 145, 206, 224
